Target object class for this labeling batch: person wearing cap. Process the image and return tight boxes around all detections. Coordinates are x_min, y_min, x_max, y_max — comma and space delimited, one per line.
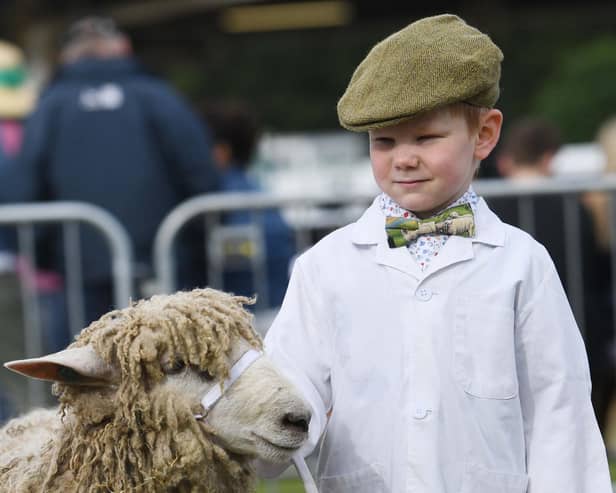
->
258, 14, 611, 492
0, 17, 220, 325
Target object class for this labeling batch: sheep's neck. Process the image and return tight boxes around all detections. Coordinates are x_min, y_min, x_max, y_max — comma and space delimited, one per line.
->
41, 414, 256, 492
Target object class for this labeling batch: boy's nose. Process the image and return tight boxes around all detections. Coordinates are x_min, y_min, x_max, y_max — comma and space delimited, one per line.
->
394, 152, 420, 169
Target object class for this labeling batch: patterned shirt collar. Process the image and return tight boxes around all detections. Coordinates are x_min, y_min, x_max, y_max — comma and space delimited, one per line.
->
378, 186, 479, 218
378, 186, 479, 271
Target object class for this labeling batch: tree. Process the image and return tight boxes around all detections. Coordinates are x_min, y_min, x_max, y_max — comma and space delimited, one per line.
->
532, 36, 616, 142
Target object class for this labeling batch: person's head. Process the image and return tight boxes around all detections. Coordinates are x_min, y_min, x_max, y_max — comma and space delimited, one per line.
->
496, 117, 562, 179
596, 116, 616, 175
0, 40, 35, 120
202, 100, 261, 171
336, 14, 503, 217
59, 16, 131, 64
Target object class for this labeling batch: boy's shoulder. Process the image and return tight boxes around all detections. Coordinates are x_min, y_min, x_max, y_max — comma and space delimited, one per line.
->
497, 217, 557, 271
296, 201, 380, 264
304, 221, 358, 257
500, 219, 539, 245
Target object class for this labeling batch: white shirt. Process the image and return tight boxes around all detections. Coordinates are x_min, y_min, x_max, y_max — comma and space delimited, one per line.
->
262, 196, 611, 493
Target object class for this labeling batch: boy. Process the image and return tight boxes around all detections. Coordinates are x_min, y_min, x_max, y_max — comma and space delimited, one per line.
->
260, 14, 612, 492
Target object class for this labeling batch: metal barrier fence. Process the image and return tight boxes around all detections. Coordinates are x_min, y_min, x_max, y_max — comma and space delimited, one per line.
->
0, 202, 133, 409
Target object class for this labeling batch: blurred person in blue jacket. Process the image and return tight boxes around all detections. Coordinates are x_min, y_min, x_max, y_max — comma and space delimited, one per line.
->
0, 39, 41, 421
202, 99, 295, 309
0, 17, 220, 325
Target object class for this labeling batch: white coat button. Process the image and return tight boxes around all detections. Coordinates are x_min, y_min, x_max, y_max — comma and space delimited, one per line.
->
415, 288, 432, 301
413, 408, 431, 420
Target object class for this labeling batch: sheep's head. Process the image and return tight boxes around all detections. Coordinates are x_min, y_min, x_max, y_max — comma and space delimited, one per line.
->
4, 288, 311, 491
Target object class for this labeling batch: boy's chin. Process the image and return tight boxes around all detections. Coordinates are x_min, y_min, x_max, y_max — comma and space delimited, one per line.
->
395, 199, 440, 216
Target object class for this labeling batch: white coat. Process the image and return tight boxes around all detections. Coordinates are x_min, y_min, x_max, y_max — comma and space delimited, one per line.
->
263, 196, 612, 493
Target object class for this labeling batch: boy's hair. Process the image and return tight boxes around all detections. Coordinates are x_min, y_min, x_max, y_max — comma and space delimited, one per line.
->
444, 103, 486, 134
337, 14, 502, 132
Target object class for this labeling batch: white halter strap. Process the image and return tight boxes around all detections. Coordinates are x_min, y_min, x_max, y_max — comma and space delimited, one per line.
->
195, 348, 320, 492
293, 453, 319, 493
198, 348, 262, 413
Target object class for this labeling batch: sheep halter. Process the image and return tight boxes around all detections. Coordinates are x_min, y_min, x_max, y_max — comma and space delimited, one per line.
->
194, 348, 320, 493
196, 348, 262, 415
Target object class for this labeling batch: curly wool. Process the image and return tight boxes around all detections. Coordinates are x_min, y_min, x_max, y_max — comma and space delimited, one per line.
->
2, 288, 263, 493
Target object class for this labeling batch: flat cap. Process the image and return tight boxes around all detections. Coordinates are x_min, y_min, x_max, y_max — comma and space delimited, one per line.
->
337, 14, 503, 132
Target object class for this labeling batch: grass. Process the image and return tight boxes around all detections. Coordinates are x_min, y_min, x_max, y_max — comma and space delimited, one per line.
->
257, 460, 616, 492
257, 478, 304, 493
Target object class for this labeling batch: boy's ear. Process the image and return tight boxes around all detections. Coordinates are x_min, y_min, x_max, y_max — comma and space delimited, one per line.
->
474, 109, 503, 161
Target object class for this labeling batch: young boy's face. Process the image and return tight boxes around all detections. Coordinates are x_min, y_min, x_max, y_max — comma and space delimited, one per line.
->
369, 108, 492, 217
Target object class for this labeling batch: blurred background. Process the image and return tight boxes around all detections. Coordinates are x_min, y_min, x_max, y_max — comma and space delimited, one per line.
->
3, 0, 616, 188
2, 1, 616, 490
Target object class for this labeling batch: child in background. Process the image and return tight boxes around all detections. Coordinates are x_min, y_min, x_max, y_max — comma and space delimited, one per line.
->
258, 14, 611, 492
203, 100, 295, 309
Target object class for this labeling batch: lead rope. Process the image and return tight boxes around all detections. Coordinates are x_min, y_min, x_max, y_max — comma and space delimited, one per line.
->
195, 348, 319, 492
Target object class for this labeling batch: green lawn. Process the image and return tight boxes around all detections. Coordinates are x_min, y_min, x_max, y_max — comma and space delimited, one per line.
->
257, 478, 304, 493
258, 462, 616, 492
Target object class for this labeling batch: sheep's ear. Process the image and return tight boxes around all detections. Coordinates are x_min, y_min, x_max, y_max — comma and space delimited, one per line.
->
4, 345, 115, 386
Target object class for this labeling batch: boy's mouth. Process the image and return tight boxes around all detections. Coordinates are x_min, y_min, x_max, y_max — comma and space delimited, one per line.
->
395, 179, 428, 186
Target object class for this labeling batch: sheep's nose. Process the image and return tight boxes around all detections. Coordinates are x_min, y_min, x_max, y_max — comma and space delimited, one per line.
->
282, 411, 311, 433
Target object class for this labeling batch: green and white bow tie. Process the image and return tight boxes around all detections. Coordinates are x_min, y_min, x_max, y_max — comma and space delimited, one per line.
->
385, 203, 475, 248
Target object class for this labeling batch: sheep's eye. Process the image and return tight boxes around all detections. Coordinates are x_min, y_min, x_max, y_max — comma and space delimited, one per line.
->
165, 359, 186, 374
199, 369, 215, 382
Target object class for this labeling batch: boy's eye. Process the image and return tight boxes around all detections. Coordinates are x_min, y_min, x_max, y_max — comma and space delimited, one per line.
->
417, 134, 440, 141
372, 137, 394, 145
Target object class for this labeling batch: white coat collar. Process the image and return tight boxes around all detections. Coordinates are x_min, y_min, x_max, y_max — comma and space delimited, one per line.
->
350, 195, 505, 279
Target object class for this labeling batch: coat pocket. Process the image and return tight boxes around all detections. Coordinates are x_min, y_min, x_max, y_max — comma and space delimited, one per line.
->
453, 296, 518, 399
319, 463, 387, 493
460, 463, 528, 493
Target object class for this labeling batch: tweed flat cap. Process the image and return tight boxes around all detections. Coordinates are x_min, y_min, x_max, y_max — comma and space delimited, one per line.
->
337, 14, 503, 132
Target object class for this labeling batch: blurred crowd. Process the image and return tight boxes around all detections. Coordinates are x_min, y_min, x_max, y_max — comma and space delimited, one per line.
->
0, 16, 296, 420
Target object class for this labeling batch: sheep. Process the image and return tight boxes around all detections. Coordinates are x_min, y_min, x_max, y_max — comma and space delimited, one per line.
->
400, 221, 437, 242
441, 214, 475, 236
0, 288, 311, 493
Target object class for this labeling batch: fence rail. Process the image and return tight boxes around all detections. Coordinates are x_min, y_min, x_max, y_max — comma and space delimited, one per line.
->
0, 202, 134, 310
0, 202, 133, 408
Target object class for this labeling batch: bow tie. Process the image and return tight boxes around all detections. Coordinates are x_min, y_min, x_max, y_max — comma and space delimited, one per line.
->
385, 203, 475, 248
